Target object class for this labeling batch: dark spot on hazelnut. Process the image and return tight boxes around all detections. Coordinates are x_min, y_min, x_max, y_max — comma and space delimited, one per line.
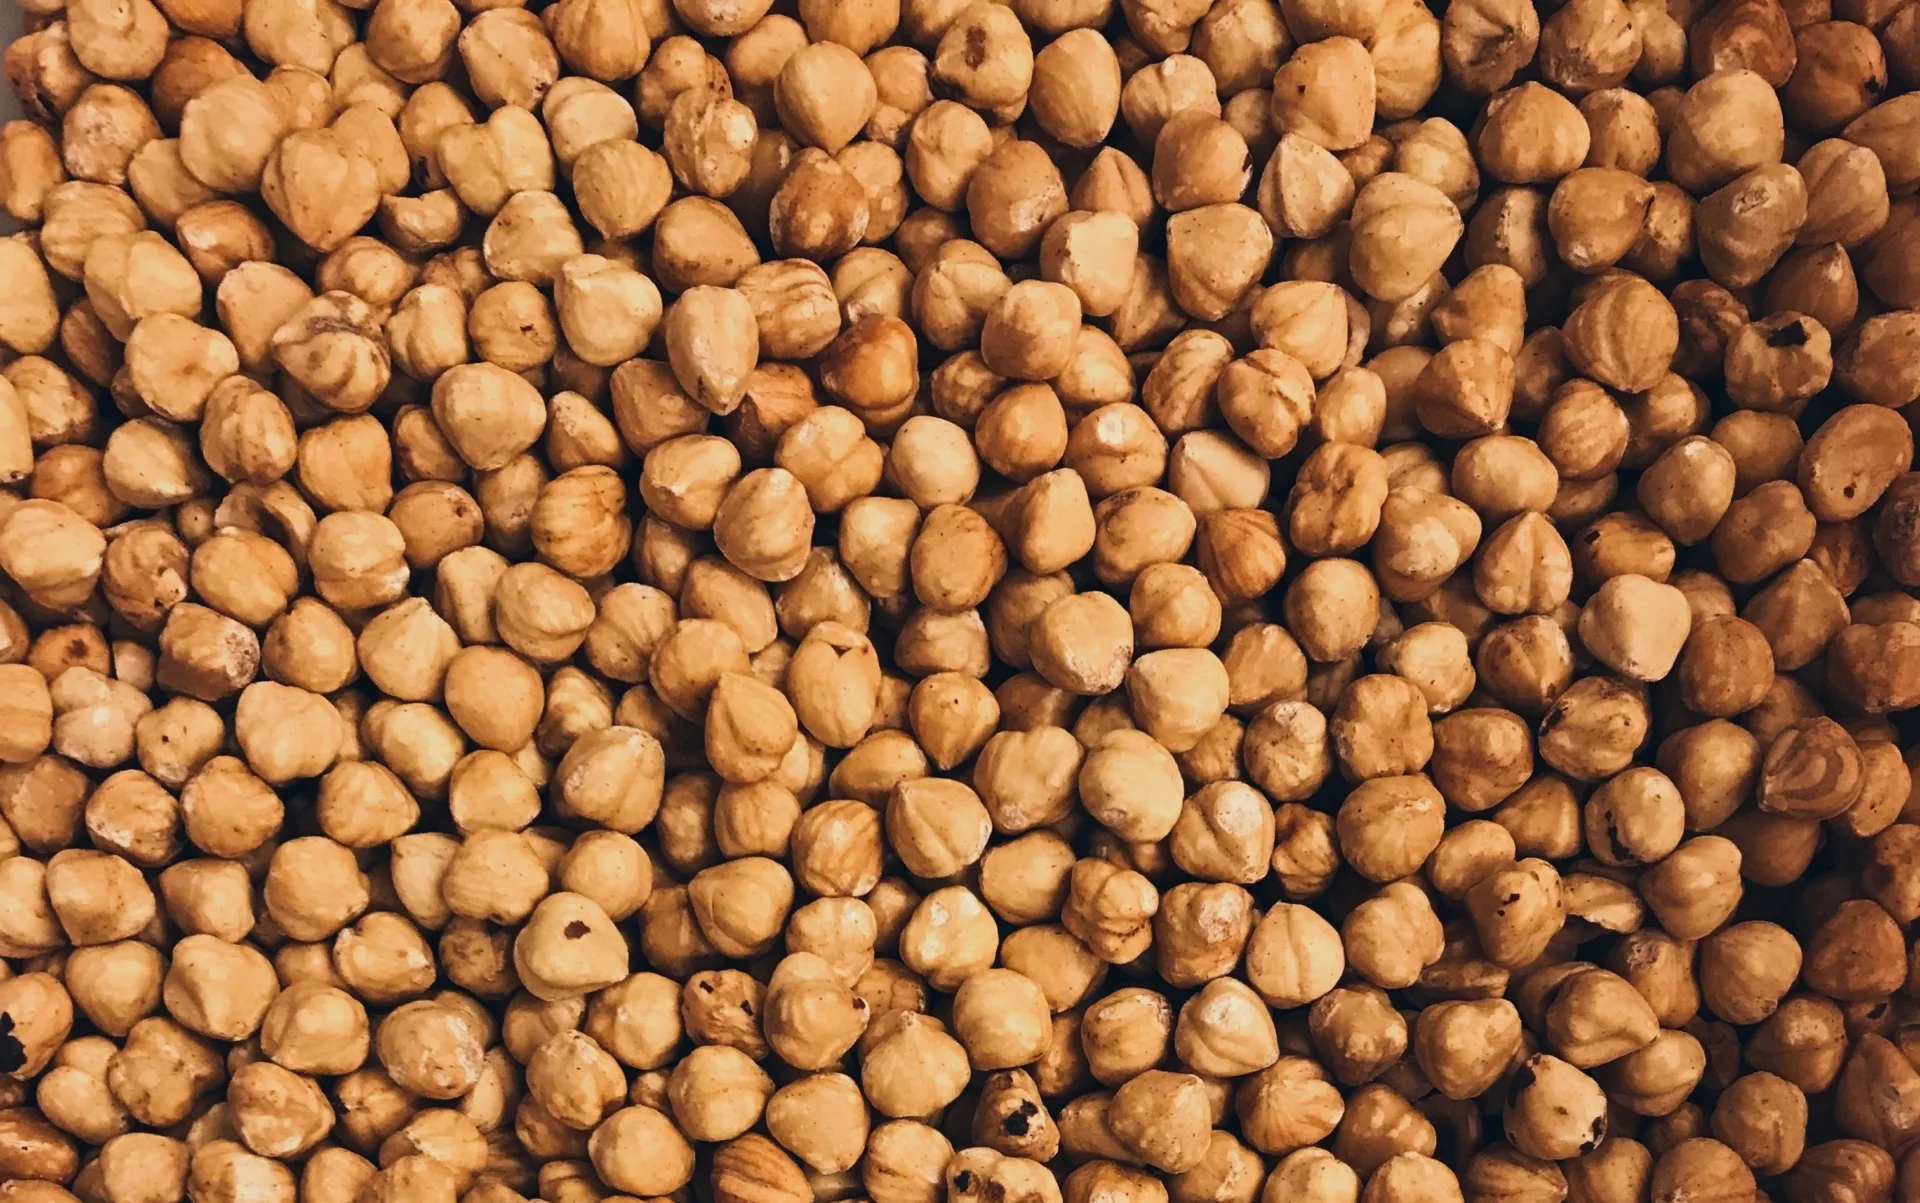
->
954, 1171, 975, 1193
1767, 320, 1810, 348
964, 27, 988, 69
564, 920, 590, 938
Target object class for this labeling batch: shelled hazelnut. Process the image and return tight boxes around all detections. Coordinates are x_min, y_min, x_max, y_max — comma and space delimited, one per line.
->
0, 0, 1917, 1200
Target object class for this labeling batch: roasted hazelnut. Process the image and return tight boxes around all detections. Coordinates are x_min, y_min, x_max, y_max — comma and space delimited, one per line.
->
1, 0, 1916, 1190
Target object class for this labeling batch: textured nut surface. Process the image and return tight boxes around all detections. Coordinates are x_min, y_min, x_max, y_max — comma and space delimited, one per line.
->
0, 6, 1913, 1203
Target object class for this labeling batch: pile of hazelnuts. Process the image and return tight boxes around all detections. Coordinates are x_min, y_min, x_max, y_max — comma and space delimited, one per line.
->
1, 0, 1919, 1199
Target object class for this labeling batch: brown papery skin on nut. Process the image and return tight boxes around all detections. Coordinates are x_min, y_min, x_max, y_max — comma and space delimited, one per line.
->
3, 2, 1920, 1203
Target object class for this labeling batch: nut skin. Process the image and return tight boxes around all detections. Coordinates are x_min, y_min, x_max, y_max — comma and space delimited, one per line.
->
1, 0, 1918, 1195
